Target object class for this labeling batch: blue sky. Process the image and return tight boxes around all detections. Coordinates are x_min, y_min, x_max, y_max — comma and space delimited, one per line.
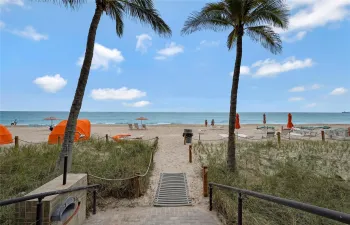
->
0, 0, 349, 112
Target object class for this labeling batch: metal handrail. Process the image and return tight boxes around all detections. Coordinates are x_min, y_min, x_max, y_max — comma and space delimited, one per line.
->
0, 184, 100, 225
209, 182, 350, 224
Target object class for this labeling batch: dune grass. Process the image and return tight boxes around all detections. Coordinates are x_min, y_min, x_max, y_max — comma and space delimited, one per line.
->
193, 140, 350, 225
0, 137, 158, 224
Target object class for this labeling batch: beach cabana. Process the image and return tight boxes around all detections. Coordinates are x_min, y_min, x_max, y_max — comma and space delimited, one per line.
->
48, 119, 91, 144
0, 124, 13, 145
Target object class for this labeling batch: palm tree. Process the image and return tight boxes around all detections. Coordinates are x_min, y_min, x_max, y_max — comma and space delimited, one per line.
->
56, 0, 171, 171
182, 0, 289, 171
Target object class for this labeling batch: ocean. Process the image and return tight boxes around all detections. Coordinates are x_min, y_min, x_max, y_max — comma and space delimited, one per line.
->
0, 111, 349, 126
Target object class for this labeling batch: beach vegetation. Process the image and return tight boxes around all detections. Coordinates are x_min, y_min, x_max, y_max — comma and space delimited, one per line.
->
0, 138, 158, 224
182, 0, 290, 171
193, 140, 350, 225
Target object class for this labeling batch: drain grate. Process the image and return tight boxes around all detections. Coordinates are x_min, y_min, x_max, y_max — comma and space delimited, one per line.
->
154, 173, 192, 207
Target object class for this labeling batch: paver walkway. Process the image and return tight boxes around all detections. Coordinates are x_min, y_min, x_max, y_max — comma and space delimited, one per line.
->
84, 131, 222, 225
85, 206, 221, 225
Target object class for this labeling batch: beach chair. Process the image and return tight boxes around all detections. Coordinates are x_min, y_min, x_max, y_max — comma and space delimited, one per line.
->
128, 124, 133, 130
142, 124, 147, 129
134, 123, 140, 129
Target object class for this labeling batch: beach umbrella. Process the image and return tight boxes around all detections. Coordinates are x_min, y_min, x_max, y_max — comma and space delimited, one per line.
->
136, 117, 148, 125
263, 113, 266, 125
235, 114, 241, 129
44, 117, 60, 126
287, 113, 294, 129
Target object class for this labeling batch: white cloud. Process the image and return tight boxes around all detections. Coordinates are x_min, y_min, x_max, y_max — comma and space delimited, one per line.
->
91, 87, 146, 100
305, 103, 317, 108
197, 40, 220, 50
10, 26, 48, 41
288, 97, 305, 101
330, 87, 348, 95
123, 101, 151, 107
253, 57, 313, 77
77, 43, 124, 70
155, 42, 184, 60
0, 0, 24, 7
311, 84, 322, 90
289, 86, 305, 92
230, 66, 250, 76
0, 20, 5, 29
136, 34, 152, 53
277, 0, 350, 42
283, 31, 307, 42
33, 74, 67, 93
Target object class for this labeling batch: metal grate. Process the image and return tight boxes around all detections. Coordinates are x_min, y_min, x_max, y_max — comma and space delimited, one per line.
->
154, 173, 192, 207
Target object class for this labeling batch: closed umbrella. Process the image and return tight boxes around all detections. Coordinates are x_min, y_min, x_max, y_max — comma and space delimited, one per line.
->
287, 113, 294, 129
136, 117, 148, 125
235, 114, 241, 129
263, 113, 266, 125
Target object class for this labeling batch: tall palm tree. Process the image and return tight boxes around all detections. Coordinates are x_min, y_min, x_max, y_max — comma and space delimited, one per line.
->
182, 0, 289, 171
56, 0, 171, 171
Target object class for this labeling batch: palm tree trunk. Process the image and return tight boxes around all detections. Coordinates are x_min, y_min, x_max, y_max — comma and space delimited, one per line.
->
56, 2, 104, 172
227, 31, 243, 171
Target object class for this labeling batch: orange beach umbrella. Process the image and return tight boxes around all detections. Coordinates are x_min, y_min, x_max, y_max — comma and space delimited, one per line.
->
0, 124, 13, 145
48, 119, 91, 144
263, 113, 266, 125
235, 114, 241, 129
287, 113, 294, 129
136, 117, 148, 124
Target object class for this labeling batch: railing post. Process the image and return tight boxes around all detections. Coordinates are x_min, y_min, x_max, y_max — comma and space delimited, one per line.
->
277, 132, 281, 147
15, 136, 19, 148
199, 133, 201, 140
105, 134, 109, 142
348, 127, 350, 137
184, 136, 186, 145
133, 173, 141, 197
36, 198, 43, 225
203, 166, 208, 197
238, 193, 243, 225
209, 184, 213, 211
189, 145, 192, 163
63, 155, 68, 185
321, 130, 325, 142
93, 189, 97, 215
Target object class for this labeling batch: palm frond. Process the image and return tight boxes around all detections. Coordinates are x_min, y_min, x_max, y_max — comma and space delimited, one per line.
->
181, 2, 232, 35
105, 1, 124, 37
246, 25, 282, 54
121, 0, 171, 37
245, 0, 289, 29
227, 29, 237, 50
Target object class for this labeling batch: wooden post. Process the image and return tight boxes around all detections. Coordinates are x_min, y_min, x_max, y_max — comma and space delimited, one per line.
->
15, 136, 19, 148
105, 134, 109, 142
184, 136, 186, 145
199, 133, 201, 140
189, 145, 192, 163
57, 136, 61, 145
277, 132, 281, 146
203, 166, 208, 197
321, 130, 325, 142
134, 173, 141, 197
348, 127, 350, 137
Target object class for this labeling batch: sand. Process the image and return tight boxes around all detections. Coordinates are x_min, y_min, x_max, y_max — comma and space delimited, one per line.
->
3, 123, 349, 207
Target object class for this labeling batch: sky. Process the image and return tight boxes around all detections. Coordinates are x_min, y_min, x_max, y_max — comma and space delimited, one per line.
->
0, 0, 349, 112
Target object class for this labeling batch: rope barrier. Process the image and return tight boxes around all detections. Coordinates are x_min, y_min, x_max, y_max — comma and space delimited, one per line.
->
18, 139, 43, 144
88, 150, 154, 181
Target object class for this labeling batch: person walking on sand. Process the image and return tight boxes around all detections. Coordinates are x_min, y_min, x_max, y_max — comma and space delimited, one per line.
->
211, 119, 215, 127
205, 119, 208, 127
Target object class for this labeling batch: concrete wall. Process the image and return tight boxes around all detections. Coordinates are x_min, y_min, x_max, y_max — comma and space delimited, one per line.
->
16, 173, 87, 225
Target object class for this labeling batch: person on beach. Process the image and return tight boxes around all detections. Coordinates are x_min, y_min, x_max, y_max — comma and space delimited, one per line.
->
205, 119, 208, 127
11, 119, 17, 126
211, 119, 215, 127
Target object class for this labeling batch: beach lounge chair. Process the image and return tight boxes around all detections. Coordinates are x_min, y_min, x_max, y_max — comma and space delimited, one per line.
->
128, 124, 133, 130
142, 124, 147, 129
134, 123, 140, 129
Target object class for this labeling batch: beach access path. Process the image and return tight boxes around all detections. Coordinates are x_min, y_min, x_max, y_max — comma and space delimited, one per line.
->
84, 126, 222, 225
